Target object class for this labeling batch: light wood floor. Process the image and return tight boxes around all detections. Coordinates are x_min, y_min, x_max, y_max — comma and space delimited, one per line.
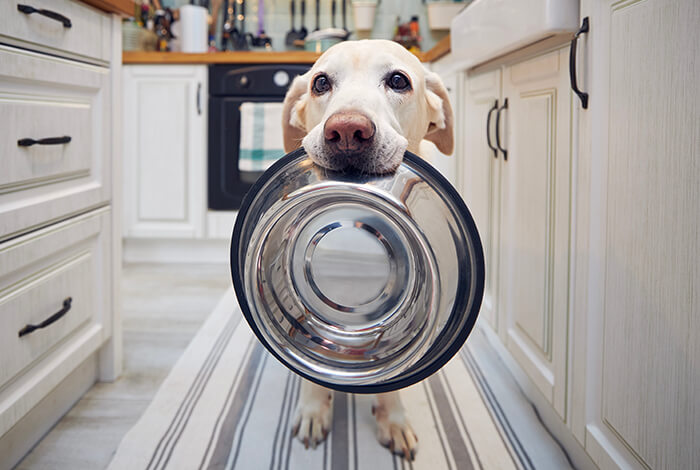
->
16, 263, 231, 470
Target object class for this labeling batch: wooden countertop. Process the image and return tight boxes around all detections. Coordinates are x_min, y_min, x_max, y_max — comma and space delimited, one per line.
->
421, 35, 451, 63
122, 35, 451, 65
81, 0, 135, 16
123, 50, 322, 65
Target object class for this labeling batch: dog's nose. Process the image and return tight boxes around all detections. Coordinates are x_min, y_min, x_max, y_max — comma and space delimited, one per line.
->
323, 112, 376, 153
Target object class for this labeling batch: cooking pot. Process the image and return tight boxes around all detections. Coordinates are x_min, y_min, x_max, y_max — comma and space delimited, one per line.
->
231, 148, 484, 393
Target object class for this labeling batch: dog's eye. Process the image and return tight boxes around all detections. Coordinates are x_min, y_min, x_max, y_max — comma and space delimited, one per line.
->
312, 74, 331, 95
386, 72, 411, 92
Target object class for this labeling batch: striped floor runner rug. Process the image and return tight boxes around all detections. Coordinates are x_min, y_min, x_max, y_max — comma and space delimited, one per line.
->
108, 290, 521, 470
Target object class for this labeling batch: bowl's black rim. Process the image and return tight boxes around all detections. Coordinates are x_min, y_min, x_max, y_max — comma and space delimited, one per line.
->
230, 148, 485, 394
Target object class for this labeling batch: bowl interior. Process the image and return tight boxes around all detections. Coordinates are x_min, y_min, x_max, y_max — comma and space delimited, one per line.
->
231, 149, 484, 393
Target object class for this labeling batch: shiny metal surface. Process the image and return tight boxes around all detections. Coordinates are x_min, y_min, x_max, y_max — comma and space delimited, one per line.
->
231, 149, 484, 393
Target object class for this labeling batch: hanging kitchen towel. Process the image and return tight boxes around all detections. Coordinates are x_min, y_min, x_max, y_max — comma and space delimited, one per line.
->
238, 102, 286, 172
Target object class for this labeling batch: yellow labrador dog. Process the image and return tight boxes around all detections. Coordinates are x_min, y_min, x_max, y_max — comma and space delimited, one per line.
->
281, 39, 454, 461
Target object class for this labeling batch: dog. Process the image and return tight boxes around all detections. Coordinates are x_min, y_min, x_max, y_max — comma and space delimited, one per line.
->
281, 39, 454, 461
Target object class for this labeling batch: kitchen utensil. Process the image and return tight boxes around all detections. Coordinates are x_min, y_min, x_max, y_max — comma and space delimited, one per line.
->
233, 0, 250, 50
331, 0, 336, 28
231, 148, 485, 393
342, 0, 347, 31
303, 27, 348, 51
250, 0, 272, 49
285, 0, 298, 46
314, 0, 320, 31
221, 0, 235, 50
257, 0, 264, 35
299, 0, 308, 39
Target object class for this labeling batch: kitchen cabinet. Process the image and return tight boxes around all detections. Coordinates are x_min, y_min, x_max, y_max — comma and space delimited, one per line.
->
460, 69, 501, 331
0, 2, 122, 468
454, 0, 699, 467
574, 0, 700, 468
461, 47, 573, 419
499, 48, 572, 419
123, 65, 207, 239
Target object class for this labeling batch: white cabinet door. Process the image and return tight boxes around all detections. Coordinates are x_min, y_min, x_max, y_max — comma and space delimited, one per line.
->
499, 48, 572, 418
461, 69, 502, 331
123, 65, 206, 239
580, 1, 700, 468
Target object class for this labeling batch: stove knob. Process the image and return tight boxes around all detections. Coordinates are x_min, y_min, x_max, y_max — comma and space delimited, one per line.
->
239, 75, 250, 88
273, 70, 290, 88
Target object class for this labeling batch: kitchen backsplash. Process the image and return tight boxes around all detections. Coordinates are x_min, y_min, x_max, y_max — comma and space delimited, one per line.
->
162, 0, 451, 51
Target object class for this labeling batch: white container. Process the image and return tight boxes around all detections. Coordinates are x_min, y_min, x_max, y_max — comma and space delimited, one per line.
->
427, 2, 468, 30
352, 2, 378, 31
179, 4, 208, 53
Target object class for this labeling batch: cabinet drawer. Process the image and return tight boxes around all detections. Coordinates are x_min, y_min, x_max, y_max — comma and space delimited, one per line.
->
0, 90, 92, 193
0, 45, 110, 241
0, 0, 110, 63
0, 208, 111, 392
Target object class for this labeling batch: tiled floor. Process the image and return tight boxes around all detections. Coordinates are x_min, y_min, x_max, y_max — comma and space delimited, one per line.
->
16, 263, 231, 470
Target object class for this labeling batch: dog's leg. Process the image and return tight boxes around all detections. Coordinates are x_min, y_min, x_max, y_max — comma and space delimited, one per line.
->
292, 380, 333, 449
372, 391, 418, 460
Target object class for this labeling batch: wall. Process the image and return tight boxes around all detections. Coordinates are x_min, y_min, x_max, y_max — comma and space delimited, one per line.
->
162, 0, 456, 52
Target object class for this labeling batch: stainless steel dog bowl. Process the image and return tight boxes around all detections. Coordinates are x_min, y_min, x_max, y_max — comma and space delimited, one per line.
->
231, 148, 484, 393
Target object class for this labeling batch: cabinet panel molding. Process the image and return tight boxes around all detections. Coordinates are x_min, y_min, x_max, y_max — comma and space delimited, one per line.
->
500, 47, 572, 420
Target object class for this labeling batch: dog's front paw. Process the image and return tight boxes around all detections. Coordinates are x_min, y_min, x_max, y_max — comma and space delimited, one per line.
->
291, 389, 333, 449
372, 401, 418, 461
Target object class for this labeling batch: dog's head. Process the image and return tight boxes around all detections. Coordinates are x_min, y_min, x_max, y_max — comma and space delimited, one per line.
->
282, 40, 453, 174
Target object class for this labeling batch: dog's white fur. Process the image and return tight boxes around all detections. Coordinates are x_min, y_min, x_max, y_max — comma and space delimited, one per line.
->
281, 39, 454, 460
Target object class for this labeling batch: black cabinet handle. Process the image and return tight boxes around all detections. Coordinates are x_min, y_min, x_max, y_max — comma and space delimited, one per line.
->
486, 100, 499, 158
197, 82, 202, 115
495, 98, 508, 161
17, 4, 72, 28
569, 17, 589, 109
19, 297, 72, 337
18, 136, 72, 147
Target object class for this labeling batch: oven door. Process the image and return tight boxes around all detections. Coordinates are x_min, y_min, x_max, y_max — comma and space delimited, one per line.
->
208, 96, 283, 210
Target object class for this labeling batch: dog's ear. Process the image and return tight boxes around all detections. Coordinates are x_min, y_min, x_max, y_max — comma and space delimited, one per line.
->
282, 74, 310, 152
423, 72, 454, 156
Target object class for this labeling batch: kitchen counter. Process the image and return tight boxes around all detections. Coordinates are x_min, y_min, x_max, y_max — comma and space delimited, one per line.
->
81, 0, 135, 16
122, 50, 322, 64
122, 35, 451, 64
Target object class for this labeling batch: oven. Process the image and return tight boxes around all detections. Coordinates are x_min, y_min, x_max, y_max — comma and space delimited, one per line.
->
208, 64, 311, 210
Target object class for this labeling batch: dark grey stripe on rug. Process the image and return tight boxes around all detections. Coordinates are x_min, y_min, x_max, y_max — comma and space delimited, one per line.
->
195, 342, 494, 470
147, 315, 239, 470
460, 348, 530, 470
109, 291, 519, 470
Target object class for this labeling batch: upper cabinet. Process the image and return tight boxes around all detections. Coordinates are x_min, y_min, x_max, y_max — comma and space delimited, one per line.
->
577, 1, 700, 468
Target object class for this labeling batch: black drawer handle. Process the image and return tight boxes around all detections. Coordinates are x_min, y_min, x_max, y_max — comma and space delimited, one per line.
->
495, 98, 508, 161
19, 297, 73, 337
569, 17, 589, 109
18, 136, 72, 147
17, 4, 72, 28
486, 100, 499, 158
